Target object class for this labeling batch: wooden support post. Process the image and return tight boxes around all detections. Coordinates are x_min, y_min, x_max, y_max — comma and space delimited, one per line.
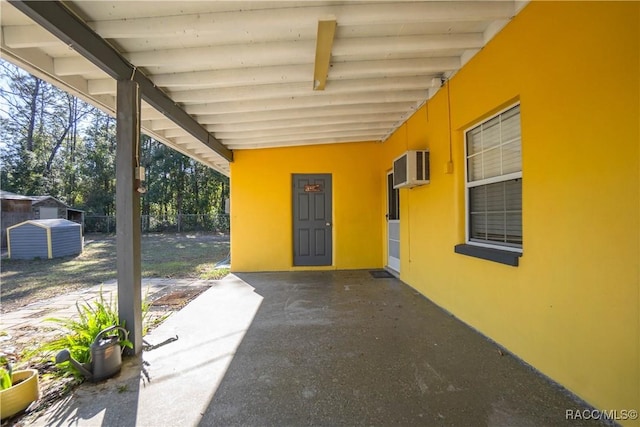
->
116, 80, 142, 355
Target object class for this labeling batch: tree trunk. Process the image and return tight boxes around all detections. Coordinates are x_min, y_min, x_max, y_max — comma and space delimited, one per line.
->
176, 159, 184, 232
45, 126, 69, 173
25, 77, 40, 152
192, 162, 200, 227
67, 97, 78, 204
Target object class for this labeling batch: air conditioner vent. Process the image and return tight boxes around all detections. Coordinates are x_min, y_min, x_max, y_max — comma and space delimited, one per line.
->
393, 150, 430, 189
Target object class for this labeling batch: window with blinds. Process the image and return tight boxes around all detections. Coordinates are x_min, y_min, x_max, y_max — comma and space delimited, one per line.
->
465, 105, 522, 250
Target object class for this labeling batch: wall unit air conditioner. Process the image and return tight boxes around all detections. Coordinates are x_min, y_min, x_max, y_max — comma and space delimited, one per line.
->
392, 150, 430, 189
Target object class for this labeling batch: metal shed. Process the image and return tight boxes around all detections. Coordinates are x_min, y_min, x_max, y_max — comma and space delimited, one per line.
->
1, 191, 85, 248
7, 219, 83, 260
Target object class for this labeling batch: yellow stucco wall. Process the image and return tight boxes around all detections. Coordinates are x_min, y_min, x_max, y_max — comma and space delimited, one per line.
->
382, 1, 639, 422
230, 142, 384, 271
230, 1, 639, 420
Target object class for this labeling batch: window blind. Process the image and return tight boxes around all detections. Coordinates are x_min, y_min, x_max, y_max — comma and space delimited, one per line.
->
466, 105, 522, 249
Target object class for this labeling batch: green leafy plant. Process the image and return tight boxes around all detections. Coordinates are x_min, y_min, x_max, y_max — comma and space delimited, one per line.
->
141, 289, 152, 337
40, 289, 134, 378
0, 356, 12, 390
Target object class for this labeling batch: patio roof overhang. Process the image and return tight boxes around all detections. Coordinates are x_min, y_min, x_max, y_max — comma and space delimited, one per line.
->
1, 0, 527, 177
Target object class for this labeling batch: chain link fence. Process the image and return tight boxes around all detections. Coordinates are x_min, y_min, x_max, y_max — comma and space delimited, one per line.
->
84, 214, 230, 234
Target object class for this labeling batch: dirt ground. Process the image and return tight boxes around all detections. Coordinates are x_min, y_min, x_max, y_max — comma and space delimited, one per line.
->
0, 233, 229, 425
1, 232, 229, 313
1, 284, 213, 427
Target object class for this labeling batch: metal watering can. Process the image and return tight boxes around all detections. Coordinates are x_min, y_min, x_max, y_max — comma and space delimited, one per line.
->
55, 326, 129, 382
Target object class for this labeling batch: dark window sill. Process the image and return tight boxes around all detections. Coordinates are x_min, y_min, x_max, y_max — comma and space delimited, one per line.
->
454, 244, 522, 266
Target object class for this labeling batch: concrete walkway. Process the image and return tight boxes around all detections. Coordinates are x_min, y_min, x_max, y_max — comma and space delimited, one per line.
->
27, 271, 603, 426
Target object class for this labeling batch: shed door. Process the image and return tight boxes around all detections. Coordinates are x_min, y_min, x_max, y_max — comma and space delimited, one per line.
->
40, 207, 58, 219
293, 174, 332, 266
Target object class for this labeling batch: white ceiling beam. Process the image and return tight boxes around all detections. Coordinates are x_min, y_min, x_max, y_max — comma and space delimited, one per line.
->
88, 9, 313, 39
170, 76, 439, 104
184, 90, 428, 115
145, 118, 179, 131
219, 130, 386, 147
170, 139, 220, 157
27, 44, 77, 58
164, 128, 190, 138
195, 102, 415, 124
69, 1, 302, 21
82, 71, 111, 80
180, 145, 220, 158
54, 55, 102, 76
214, 121, 395, 141
126, 41, 314, 69
206, 112, 406, 133
141, 55, 459, 76
152, 64, 313, 89
227, 136, 382, 150
460, 49, 481, 68
2, 24, 60, 48
192, 147, 214, 156
181, 141, 211, 150
330, 57, 459, 79
140, 106, 168, 120
483, 19, 511, 44
87, 78, 115, 95
515, 1, 531, 14
341, 49, 468, 63
335, 21, 489, 39
333, 33, 483, 58
87, 2, 515, 39
178, 130, 384, 147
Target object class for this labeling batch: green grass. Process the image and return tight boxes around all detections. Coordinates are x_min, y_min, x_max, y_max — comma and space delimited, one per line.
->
0, 233, 230, 313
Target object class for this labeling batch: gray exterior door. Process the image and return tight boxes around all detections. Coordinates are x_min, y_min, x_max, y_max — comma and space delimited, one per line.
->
293, 174, 332, 266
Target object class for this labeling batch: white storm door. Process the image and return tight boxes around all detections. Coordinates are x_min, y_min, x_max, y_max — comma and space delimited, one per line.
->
387, 172, 400, 272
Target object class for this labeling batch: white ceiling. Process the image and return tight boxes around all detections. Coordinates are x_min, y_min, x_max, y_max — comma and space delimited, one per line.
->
0, 1, 527, 176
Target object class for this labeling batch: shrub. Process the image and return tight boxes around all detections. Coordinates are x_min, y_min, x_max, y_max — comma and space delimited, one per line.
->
40, 289, 134, 378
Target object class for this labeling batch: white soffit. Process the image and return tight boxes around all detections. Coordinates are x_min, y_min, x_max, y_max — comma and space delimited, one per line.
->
0, 1, 526, 175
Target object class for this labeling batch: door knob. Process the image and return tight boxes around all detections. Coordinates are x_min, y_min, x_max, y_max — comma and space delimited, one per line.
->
326, 222, 331, 226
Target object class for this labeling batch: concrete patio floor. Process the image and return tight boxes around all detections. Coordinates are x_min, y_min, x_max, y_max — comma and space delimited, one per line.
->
31, 271, 605, 426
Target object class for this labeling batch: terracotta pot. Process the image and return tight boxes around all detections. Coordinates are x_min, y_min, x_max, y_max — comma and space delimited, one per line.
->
0, 369, 40, 420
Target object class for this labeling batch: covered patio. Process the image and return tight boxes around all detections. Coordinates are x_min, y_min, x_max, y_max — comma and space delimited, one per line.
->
32, 271, 602, 426
1, 1, 637, 424
0, 0, 524, 355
